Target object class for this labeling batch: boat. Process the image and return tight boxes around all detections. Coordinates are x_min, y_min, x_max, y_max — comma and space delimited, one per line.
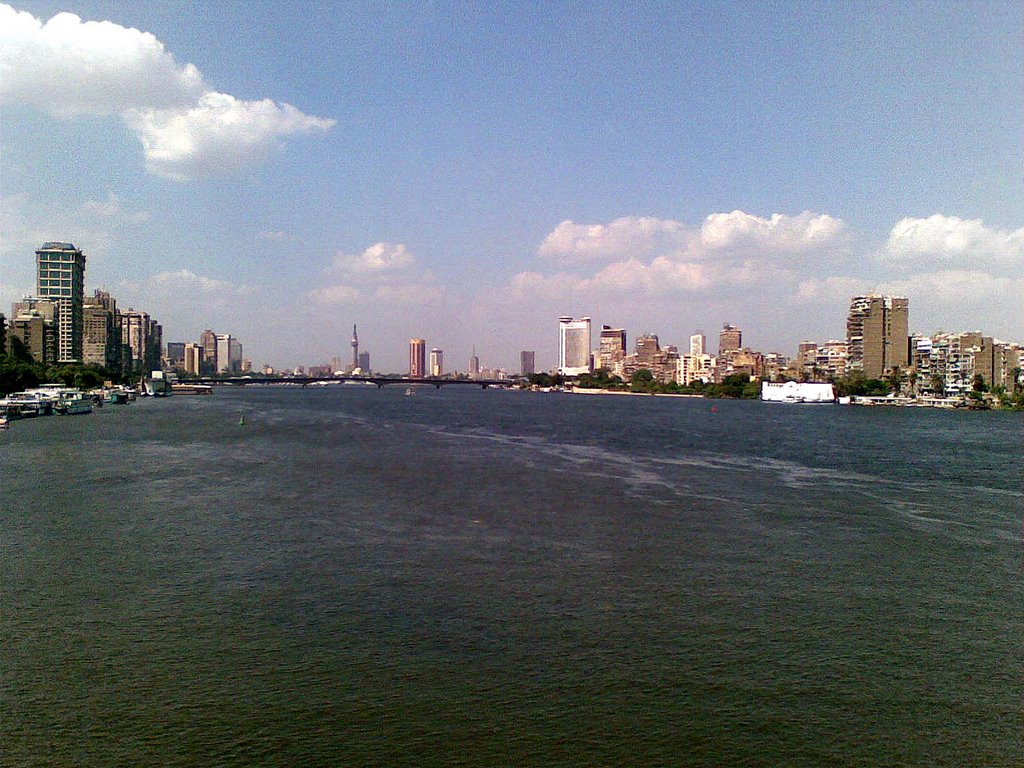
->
405, 387, 414, 396
760, 381, 836, 403
143, 370, 172, 397
171, 383, 214, 396
59, 396, 93, 415
0, 416, 8, 430
105, 388, 131, 404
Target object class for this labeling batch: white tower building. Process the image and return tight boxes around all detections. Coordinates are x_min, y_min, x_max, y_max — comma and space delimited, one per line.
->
558, 315, 592, 376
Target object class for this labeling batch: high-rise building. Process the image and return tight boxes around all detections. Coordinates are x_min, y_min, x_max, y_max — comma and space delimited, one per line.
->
216, 333, 233, 373
430, 348, 444, 377
122, 309, 153, 373
229, 337, 242, 372
520, 350, 536, 376
596, 325, 626, 370
81, 290, 122, 373
409, 338, 426, 378
8, 309, 54, 364
469, 347, 480, 376
847, 295, 909, 379
719, 324, 742, 356
10, 297, 57, 365
200, 329, 218, 373
166, 342, 186, 365
35, 242, 86, 363
184, 343, 204, 375
358, 351, 370, 373
558, 315, 592, 376
690, 333, 706, 357
635, 333, 660, 365
351, 325, 359, 370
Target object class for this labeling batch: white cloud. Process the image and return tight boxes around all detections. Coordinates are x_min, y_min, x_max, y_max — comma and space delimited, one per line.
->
538, 210, 847, 266
0, 4, 334, 180
796, 276, 873, 303
539, 216, 689, 262
879, 214, 1024, 266
124, 92, 335, 180
879, 270, 1024, 305
0, 5, 202, 117
308, 242, 442, 306
531, 209, 848, 306
700, 210, 846, 254
328, 242, 416, 276
256, 230, 287, 241
145, 269, 256, 296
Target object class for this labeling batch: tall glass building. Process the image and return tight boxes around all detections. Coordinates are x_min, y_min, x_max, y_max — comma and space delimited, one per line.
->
558, 316, 592, 376
35, 242, 85, 363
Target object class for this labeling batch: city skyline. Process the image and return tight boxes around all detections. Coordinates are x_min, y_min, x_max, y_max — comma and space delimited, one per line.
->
1, 1, 1022, 371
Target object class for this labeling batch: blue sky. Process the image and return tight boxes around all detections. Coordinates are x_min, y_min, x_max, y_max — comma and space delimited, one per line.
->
2, 1, 1021, 372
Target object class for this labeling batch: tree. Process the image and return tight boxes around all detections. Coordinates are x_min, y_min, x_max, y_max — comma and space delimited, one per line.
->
630, 368, 656, 393
972, 373, 988, 393
887, 366, 905, 395
930, 374, 945, 397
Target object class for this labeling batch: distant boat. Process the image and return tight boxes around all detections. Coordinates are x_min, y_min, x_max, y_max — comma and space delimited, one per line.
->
239, 414, 245, 426
405, 387, 414, 396
0, 416, 8, 430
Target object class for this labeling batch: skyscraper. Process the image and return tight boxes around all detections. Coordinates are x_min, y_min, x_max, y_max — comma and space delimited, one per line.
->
520, 350, 536, 376
35, 242, 85, 363
82, 290, 122, 373
719, 324, 742, 356
351, 325, 359, 371
409, 338, 426, 378
558, 316, 592, 376
469, 347, 480, 377
847, 295, 909, 379
184, 343, 204, 375
122, 309, 152, 373
216, 333, 233, 373
430, 348, 444, 377
200, 329, 218, 374
598, 325, 626, 369
690, 333, 706, 357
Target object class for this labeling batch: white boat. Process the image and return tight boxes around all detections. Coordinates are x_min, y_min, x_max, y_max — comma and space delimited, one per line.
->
761, 381, 836, 403
60, 397, 93, 415
405, 387, 414, 396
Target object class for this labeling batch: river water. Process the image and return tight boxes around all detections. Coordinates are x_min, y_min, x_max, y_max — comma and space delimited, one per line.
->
2, 386, 1022, 766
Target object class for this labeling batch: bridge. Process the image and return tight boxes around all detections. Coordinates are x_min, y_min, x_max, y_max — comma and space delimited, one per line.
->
189, 375, 514, 390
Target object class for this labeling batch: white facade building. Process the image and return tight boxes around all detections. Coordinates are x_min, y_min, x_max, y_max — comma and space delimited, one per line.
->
558, 316, 592, 376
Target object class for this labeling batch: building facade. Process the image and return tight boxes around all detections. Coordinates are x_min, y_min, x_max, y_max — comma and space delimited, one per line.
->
718, 324, 742, 356
409, 338, 426, 378
847, 295, 909, 379
597, 325, 626, 370
184, 343, 204, 375
520, 350, 536, 376
200, 329, 218, 374
558, 316, 592, 376
35, 242, 86, 363
429, 348, 443, 377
